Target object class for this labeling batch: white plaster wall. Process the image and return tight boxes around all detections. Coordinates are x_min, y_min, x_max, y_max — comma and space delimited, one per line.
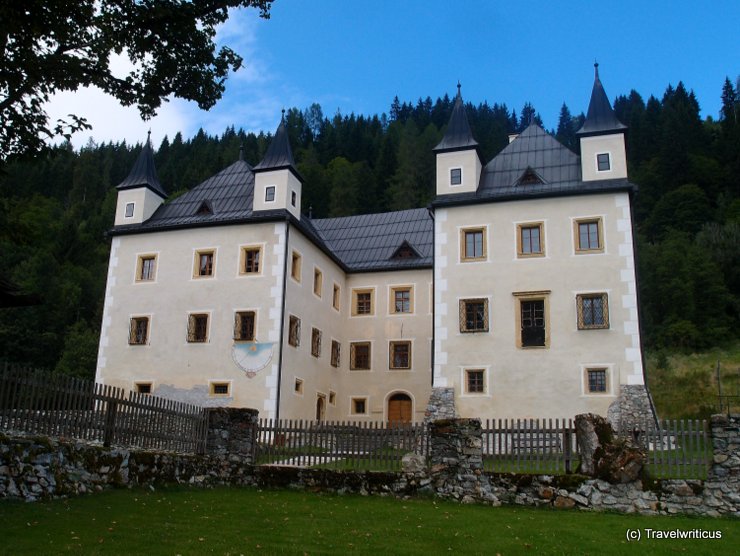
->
114, 189, 164, 226
580, 134, 627, 181
435, 192, 644, 419
435, 150, 481, 195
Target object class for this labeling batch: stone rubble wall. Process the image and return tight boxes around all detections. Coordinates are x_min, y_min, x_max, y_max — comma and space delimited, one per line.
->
607, 384, 656, 433
424, 387, 456, 423
1, 413, 738, 518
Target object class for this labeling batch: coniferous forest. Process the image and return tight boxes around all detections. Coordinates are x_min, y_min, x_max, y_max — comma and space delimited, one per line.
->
0, 78, 738, 378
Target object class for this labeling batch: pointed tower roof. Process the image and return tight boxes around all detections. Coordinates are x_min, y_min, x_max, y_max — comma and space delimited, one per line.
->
253, 110, 301, 179
116, 132, 166, 198
577, 63, 627, 137
433, 83, 479, 153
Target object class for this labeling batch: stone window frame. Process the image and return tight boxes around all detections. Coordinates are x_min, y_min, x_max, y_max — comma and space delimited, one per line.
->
513, 291, 551, 349
313, 267, 323, 298
576, 292, 610, 330
135, 253, 158, 282
128, 315, 150, 346
349, 341, 372, 370
193, 248, 217, 278
573, 217, 605, 254
233, 310, 257, 341
351, 287, 375, 317
581, 364, 613, 396
388, 340, 412, 370
462, 368, 487, 396
294, 377, 304, 396
291, 250, 302, 282
288, 315, 301, 347
209, 381, 231, 397
239, 244, 263, 276
389, 284, 414, 315
516, 221, 545, 258
460, 226, 487, 262
186, 312, 210, 343
458, 298, 490, 333
329, 391, 337, 405
350, 396, 368, 416
330, 339, 341, 368
134, 381, 153, 394
332, 283, 341, 311
311, 327, 322, 358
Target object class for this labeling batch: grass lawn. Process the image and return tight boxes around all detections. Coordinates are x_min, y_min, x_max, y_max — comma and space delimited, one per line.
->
0, 487, 737, 555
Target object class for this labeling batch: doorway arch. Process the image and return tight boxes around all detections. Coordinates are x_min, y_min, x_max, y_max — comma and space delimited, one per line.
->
387, 392, 412, 424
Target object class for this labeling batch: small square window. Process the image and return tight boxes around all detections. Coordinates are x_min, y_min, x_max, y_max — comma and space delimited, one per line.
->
597, 153, 611, 172
128, 317, 149, 345
194, 250, 215, 277
350, 342, 371, 370
352, 289, 374, 316
389, 341, 411, 370
187, 313, 209, 343
459, 298, 489, 333
234, 311, 256, 341
517, 223, 544, 257
575, 218, 604, 253
586, 368, 609, 394
291, 252, 301, 282
135, 382, 152, 394
311, 327, 322, 358
332, 284, 341, 310
461, 228, 486, 261
210, 382, 230, 396
294, 378, 303, 395
265, 186, 276, 202
288, 315, 301, 347
450, 168, 462, 186
576, 293, 609, 330
241, 247, 261, 274
392, 287, 412, 314
125, 202, 135, 218
331, 340, 340, 368
351, 397, 367, 415
313, 268, 322, 297
465, 369, 485, 394
137, 255, 156, 281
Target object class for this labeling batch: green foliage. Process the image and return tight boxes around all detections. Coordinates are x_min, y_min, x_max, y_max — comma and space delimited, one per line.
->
0, 0, 274, 161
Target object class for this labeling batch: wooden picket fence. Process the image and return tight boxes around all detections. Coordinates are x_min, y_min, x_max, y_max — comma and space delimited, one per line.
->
0, 363, 208, 454
631, 418, 711, 479
255, 418, 428, 470
480, 418, 578, 474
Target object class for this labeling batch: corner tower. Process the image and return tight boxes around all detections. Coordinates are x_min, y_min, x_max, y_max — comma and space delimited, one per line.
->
577, 63, 628, 181
114, 132, 166, 225
434, 84, 482, 195
252, 111, 303, 219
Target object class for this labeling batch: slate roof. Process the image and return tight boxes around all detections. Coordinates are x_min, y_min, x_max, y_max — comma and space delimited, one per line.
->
311, 209, 433, 272
433, 85, 478, 153
116, 133, 167, 198
253, 113, 300, 177
577, 63, 627, 137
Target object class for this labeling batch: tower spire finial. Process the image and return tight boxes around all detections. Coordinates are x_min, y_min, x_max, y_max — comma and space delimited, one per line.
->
239, 142, 244, 162
281, 108, 286, 122
594, 61, 599, 79
456, 81, 462, 98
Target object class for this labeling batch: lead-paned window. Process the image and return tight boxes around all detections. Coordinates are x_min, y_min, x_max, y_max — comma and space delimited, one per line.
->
459, 298, 489, 333
234, 311, 256, 341
576, 293, 609, 330
187, 313, 209, 342
389, 341, 411, 370
350, 342, 371, 370
128, 317, 149, 345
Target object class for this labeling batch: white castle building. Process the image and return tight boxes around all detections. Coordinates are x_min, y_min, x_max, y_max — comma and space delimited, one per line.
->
96, 67, 654, 427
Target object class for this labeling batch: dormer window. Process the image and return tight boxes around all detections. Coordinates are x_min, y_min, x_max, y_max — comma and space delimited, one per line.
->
125, 202, 135, 218
196, 200, 213, 215
450, 168, 462, 186
516, 167, 544, 186
391, 241, 419, 260
597, 153, 611, 172
265, 186, 276, 202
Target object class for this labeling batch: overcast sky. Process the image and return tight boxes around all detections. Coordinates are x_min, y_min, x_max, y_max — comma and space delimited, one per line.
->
46, 0, 740, 149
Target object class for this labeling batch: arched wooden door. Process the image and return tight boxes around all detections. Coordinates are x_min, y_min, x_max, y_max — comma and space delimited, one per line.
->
387, 393, 412, 424
315, 395, 326, 421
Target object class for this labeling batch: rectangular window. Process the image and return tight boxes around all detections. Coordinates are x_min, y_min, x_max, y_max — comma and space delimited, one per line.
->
265, 186, 276, 202
291, 190, 297, 207
331, 340, 340, 368
521, 299, 545, 347
187, 314, 209, 343
128, 317, 149, 345
329, 391, 336, 405
597, 153, 611, 172
450, 167, 462, 185
333, 284, 341, 310
586, 368, 609, 394
389, 341, 411, 370
313, 268, 322, 297
465, 369, 485, 394
125, 202, 135, 218
392, 286, 412, 314
137, 255, 156, 281
241, 247, 261, 274
135, 382, 152, 394
294, 378, 303, 395
291, 251, 301, 282
194, 250, 215, 277
288, 315, 301, 347
575, 218, 604, 253
517, 223, 544, 257
234, 311, 256, 341
576, 293, 609, 330
351, 397, 367, 415
459, 298, 489, 333
352, 288, 374, 316
350, 342, 371, 370
210, 382, 230, 396
461, 227, 486, 261
311, 327, 322, 358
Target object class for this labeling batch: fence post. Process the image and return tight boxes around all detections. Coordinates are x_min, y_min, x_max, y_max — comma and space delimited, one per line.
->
563, 420, 572, 474
103, 399, 118, 447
